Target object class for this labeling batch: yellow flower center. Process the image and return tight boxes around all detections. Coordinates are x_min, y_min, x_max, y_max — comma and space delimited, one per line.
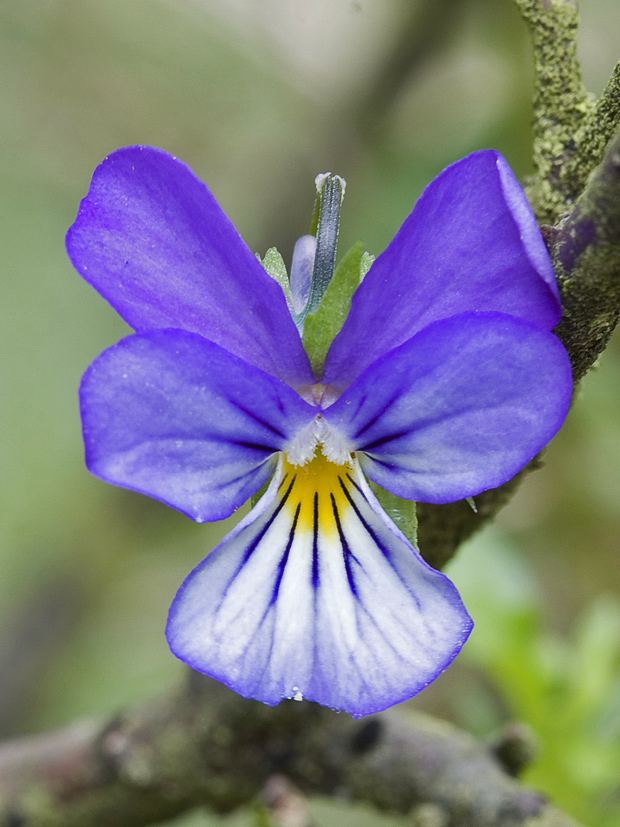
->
281, 449, 355, 539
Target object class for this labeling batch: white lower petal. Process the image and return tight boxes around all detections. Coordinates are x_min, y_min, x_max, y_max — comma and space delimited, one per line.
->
167, 453, 472, 718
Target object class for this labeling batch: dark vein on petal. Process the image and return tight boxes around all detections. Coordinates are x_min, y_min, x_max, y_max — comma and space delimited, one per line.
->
240, 474, 297, 564
230, 400, 287, 438
312, 493, 320, 588
338, 476, 389, 559
332, 497, 423, 664
272, 503, 301, 603
330, 491, 358, 596
340, 475, 423, 612
345, 472, 366, 498
359, 455, 401, 473
352, 393, 401, 439
233, 440, 279, 453
360, 431, 408, 452
211, 455, 276, 490
317, 564, 400, 695
353, 591, 411, 662
212, 474, 298, 634
237, 505, 301, 693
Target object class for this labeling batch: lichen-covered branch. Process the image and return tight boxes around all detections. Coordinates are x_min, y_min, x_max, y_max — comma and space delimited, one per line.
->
551, 128, 620, 380
512, 0, 620, 223
513, 0, 594, 223
415, 0, 620, 569
0, 674, 583, 827
564, 58, 620, 198
418, 125, 620, 568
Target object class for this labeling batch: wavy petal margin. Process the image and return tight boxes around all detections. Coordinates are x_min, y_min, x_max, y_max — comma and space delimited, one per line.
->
80, 329, 317, 522
67, 146, 313, 389
323, 150, 561, 390
167, 454, 472, 718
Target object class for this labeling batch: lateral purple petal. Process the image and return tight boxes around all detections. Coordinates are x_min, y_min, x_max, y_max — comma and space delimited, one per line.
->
323, 312, 572, 503
80, 329, 317, 522
67, 146, 313, 389
323, 150, 561, 389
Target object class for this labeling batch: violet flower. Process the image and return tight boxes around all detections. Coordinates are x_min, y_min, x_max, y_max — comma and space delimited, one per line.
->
67, 146, 572, 717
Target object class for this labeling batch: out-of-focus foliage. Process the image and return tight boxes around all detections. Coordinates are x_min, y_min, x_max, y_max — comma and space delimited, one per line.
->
1, 1, 620, 825
448, 527, 620, 827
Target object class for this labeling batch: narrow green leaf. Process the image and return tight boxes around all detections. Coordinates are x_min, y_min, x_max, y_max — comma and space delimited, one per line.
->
257, 248, 294, 311
302, 241, 364, 377
360, 250, 375, 280
369, 481, 418, 549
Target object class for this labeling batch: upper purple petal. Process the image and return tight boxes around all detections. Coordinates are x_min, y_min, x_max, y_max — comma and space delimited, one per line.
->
323, 150, 561, 390
66, 146, 313, 389
323, 312, 572, 503
80, 329, 316, 522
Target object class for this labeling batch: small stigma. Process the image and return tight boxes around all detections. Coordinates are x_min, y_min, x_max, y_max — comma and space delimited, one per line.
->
315, 172, 346, 200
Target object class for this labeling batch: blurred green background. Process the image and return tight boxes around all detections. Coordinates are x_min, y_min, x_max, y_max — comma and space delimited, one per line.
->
1, 0, 620, 825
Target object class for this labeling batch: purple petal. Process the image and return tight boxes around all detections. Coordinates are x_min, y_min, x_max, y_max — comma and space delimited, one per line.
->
323, 150, 561, 390
167, 456, 472, 717
323, 312, 572, 503
67, 146, 313, 389
80, 329, 316, 522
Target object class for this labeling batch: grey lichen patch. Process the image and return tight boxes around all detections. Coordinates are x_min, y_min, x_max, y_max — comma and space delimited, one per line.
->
562, 61, 620, 200
552, 127, 620, 381
514, 0, 595, 223
515, 0, 620, 229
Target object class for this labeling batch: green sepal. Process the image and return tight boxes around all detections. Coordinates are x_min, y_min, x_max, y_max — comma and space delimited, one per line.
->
250, 478, 270, 510
302, 241, 364, 377
360, 250, 375, 280
369, 481, 418, 549
257, 248, 294, 312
